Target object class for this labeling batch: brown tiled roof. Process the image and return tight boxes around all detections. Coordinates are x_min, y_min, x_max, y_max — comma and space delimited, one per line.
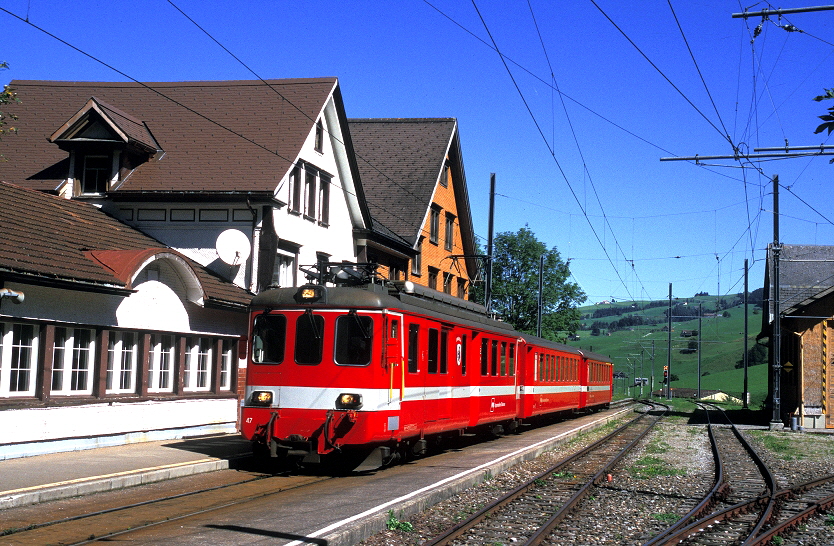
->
348, 118, 457, 245
764, 244, 834, 318
1, 78, 338, 193
0, 182, 250, 308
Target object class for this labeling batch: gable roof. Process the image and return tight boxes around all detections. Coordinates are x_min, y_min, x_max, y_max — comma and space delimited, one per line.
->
763, 244, 834, 320
348, 118, 474, 249
0, 182, 250, 308
1, 78, 340, 194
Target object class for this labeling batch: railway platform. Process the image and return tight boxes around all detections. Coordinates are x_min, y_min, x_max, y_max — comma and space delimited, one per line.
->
0, 433, 252, 510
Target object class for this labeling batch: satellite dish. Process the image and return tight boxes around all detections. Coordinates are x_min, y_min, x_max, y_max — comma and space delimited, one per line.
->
216, 229, 251, 266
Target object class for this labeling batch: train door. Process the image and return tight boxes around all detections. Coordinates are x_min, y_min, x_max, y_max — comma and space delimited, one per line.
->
384, 312, 404, 410
405, 321, 426, 428
424, 326, 452, 425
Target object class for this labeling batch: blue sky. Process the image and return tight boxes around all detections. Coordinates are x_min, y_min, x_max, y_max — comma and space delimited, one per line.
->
2, 1, 833, 303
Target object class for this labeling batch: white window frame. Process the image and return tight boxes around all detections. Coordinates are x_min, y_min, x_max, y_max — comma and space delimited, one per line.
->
219, 339, 233, 391
0, 322, 39, 397
184, 337, 212, 392
148, 333, 175, 393
52, 327, 94, 396
107, 331, 137, 394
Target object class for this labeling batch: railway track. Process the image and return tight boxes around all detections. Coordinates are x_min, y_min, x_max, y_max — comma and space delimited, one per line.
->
422, 401, 668, 546
0, 472, 332, 545
647, 402, 780, 545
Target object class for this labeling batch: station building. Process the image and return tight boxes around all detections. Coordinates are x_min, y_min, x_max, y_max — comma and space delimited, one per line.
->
762, 244, 834, 429
0, 78, 482, 457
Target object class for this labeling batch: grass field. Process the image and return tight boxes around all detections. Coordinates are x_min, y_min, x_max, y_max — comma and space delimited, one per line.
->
567, 295, 768, 407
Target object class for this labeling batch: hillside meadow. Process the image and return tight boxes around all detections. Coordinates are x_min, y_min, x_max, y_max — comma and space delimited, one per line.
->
566, 295, 769, 408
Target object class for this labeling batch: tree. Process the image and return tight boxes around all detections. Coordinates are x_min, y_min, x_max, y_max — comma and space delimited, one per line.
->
813, 88, 834, 137
0, 62, 18, 148
471, 226, 585, 341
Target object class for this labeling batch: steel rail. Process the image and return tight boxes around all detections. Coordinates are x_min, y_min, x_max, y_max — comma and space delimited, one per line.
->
421, 401, 658, 546
523, 402, 669, 546
642, 402, 727, 546
646, 402, 778, 545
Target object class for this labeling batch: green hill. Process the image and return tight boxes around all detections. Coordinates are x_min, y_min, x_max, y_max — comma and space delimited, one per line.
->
567, 295, 767, 407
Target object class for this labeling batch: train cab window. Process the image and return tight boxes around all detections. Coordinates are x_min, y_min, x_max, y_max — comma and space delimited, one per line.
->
428, 328, 439, 374
252, 314, 287, 364
295, 313, 324, 365
390, 319, 399, 339
491, 340, 498, 376
408, 324, 419, 373
481, 339, 488, 376
500, 342, 507, 376
334, 314, 373, 366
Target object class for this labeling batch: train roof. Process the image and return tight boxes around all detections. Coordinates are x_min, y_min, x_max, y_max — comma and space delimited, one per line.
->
251, 281, 517, 336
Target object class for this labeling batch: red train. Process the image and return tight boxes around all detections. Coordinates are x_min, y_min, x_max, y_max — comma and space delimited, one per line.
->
239, 264, 613, 470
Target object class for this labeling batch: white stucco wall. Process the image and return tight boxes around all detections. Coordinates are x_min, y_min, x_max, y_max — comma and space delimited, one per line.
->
0, 399, 237, 460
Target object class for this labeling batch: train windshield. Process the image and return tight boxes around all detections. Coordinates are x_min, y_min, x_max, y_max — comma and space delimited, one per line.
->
334, 313, 373, 366
295, 312, 325, 365
252, 314, 286, 364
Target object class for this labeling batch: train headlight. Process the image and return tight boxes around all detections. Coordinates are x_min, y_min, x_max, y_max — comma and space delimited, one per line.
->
249, 390, 274, 407
336, 393, 363, 410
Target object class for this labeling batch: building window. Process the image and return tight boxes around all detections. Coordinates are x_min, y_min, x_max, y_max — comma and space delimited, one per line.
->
412, 237, 423, 276
52, 327, 94, 395
429, 207, 440, 245
107, 331, 137, 393
445, 213, 455, 251
318, 174, 330, 226
440, 161, 450, 188
389, 266, 401, 281
289, 165, 302, 214
428, 267, 438, 290
304, 167, 317, 220
184, 337, 212, 391
148, 334, 175, 393
81, 154, 111, 194
457, 278, 467, 299
443, 272, 453, 294
314, 119, 324, 153
220, 339, 233, 390
272, 251, 296, 287
0, 323, 38, 396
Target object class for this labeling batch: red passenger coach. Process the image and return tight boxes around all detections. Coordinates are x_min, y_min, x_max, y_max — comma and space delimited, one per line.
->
240, 264, 613, 470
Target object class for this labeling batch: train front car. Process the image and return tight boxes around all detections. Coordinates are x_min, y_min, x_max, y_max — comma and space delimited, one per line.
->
240, 281, 405, 470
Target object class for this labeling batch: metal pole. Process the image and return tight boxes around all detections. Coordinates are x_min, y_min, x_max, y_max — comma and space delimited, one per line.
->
651, 340, 655, 399
733, 5, 834, 18
667, 283, 672, 399
485, 173, 495, 315
772, 175, 783, 428
743, 258, 749, 409
698, 302, 702, 400
536, 254, 543, 337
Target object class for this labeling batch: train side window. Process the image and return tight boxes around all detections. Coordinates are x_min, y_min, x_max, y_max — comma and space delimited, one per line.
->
509, 344, 515, 376
252, 314, 286, 364
334, 314, 373, 366
408, 324, 419, 373
460, 334, 467, 375
481, 338, 488, 375
500, 342, 507, 376
440, 330, 448, 374
536, 353, 542, 381
428, 328, 439, 374
390, 319, 399, 339
295, 313, 324, 365
491, 340, 498, 376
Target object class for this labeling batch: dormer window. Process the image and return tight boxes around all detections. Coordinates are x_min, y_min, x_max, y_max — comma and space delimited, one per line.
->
49, 97, 161, 198
82, 154, 111, 195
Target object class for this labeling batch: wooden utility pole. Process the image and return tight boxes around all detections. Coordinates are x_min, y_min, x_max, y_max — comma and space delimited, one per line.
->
485, 173, 495, 315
